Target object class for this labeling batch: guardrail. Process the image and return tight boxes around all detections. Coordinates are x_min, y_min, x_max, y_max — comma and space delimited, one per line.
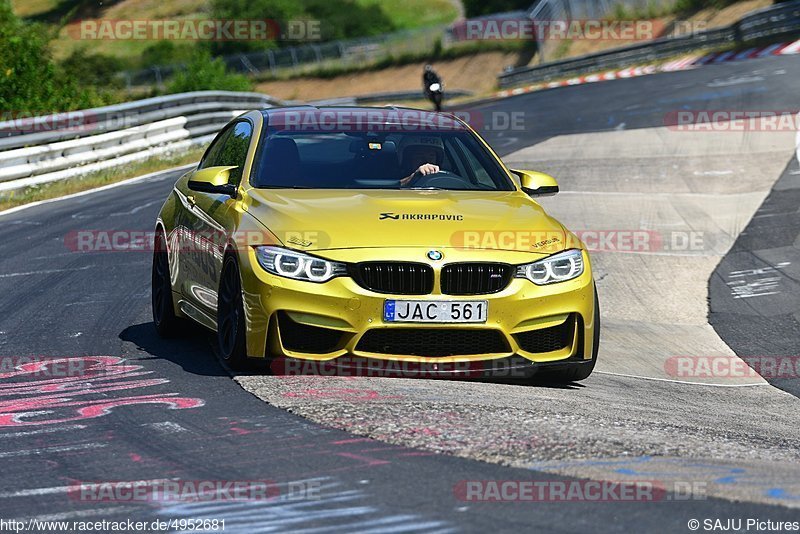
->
0, 91, 281, 194
309, 89, 473, 106
498, 0, 800, 88
796, 113, 800, 165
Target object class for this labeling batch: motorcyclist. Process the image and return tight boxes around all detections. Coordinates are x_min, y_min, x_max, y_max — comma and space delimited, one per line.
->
422, 64, 443, 111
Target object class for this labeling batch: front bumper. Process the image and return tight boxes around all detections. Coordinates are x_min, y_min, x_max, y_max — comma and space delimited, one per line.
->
238, 247, 597, 368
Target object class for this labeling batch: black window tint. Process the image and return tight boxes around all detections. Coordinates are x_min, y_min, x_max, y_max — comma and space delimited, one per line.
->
199, 128, 233, 170
199, 121, 253, 186
452, 137, 494, 187
252, 129, 514, 191
218, 122, 253, 185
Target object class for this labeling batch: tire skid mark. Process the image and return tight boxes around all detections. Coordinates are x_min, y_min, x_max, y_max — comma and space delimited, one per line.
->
157, 477, 456, 534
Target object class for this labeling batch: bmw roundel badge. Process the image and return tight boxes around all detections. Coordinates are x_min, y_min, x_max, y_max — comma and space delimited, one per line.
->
427, 250, 443, 261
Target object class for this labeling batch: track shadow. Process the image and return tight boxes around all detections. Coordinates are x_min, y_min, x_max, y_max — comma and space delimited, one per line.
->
26, 0, 125, 23
120, 322, 590, 389
265, 355, 587, 390
494, 376, 587, 390
119, 321, 231, 377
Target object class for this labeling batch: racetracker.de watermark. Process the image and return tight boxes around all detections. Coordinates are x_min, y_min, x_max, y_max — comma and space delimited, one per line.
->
270, 356, 543, 379
67, 480, 324, 502
453, 479, 706, 502
665, 110, 800, 131
0, 356, 94, 379
0, 518, 226, 533
0, 110, 163, 134
450, 18, 708, 41
0, 111, 105, 134
64, 229, 335, 252
665, 356, 800, 379
449, 230, 705, 253
68, 19, 321, 41
266, 109, 527, 132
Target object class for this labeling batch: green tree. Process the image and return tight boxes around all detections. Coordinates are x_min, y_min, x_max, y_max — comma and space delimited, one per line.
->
462, 0, 532, 18
302, 0, 395, 41
61, 49, 128, 88
208, 0, 304, 55
141, 41, 196, 69
208, 0, 397, 54
0, 0, 103, 112
167, 49, 253, 93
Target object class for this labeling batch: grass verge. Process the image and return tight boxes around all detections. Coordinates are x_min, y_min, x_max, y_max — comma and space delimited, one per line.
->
0, 147, 205, 212
357, 0, 459, 30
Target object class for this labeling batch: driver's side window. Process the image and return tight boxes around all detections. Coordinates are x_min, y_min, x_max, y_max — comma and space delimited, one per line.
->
199, 127, 233, 170
198, 121, 254, 187
451, 137, 493, 188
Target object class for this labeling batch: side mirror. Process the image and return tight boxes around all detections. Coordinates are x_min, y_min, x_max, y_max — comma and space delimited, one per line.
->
510, 169, 559, 197
187, 166, 238, 197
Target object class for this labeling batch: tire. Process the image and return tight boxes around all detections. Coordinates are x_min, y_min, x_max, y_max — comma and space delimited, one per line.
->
217, 254, 249, 369
433, 93, 443, 112
152, 230, 180, 337
538, 286, 600, 383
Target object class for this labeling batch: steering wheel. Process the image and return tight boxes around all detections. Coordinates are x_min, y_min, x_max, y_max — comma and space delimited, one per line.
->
407, 170, 467, 189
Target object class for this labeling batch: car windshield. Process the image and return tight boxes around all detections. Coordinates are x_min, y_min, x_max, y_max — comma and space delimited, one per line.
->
251, 120, 514, 191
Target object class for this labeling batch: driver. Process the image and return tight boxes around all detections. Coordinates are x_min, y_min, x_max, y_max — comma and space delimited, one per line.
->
398, 136, 445, 187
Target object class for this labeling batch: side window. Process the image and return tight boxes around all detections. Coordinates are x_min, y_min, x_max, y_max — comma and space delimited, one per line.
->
198, 121, 254, 186
216, 121, 253, 186
453, 137, 493, 188
443, 138, 468, 177
199, 128, 233, 170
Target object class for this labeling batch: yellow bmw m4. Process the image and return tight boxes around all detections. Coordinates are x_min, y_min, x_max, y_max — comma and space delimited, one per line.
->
152, 107, 599, 382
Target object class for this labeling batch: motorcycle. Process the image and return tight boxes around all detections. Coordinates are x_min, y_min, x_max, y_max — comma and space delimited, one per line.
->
426, 82, 443, 112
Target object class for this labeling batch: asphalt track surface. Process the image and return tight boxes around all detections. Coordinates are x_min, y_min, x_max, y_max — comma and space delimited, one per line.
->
0, 55, 799, 532
710, 156, 800, 398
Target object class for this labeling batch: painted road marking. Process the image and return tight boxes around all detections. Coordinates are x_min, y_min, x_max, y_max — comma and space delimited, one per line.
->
0, 424, 87, 438
0, 164, 195, 219
727, 262, 791, 299
779, 40, 800, 55
756, 43, 785, 57
0, 442, 106, 458
145, 421, 190, 434
0, 356, 205, 427
594, 371, 768, 387
0, 266, 93, 279
0, 479, 173, 499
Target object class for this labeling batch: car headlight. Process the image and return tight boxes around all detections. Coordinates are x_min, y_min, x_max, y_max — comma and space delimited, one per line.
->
255, 246, 347, 283
516, 249, 584, 285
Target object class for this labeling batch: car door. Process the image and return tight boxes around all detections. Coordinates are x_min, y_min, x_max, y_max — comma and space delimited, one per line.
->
180, 120, 254, 318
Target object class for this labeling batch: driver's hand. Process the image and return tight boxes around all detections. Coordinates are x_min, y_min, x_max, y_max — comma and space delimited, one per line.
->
417, 163, 439, 176
400, 163, 440, 187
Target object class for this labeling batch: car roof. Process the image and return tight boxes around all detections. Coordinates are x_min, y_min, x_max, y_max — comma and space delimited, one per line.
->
261, 106, 470, 131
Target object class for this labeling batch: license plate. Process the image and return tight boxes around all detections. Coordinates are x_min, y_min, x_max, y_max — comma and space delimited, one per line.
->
383, 300, 488, 323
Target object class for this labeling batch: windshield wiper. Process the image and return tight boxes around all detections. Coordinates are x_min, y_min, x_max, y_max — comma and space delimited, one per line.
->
406, 186, 451, 191
259, 185, 311, 189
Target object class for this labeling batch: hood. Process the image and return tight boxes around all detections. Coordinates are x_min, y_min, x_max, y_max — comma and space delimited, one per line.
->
245, 189, 567, 253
